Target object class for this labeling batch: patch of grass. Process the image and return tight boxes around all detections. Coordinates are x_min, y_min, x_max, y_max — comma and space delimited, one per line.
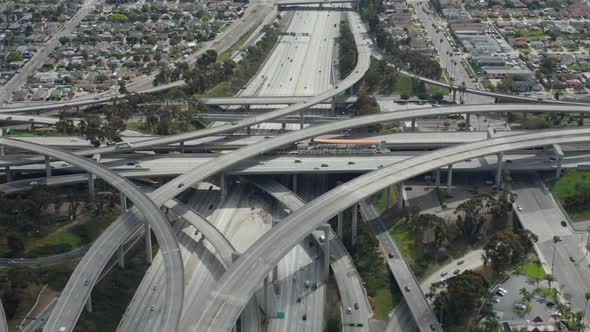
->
75, 247, 150, 332
344, 217, 398, 320
519, 261, 546, 280
25, 230, 81, 256
202, 81, 234, 97
374, 186, 398, 213
389, 223, 418, 263
536, 287, 559, 302
393, 75, 415, 96
524, 303, 533, 315
553, 170, 590, 200
371, 288, 398, 319
552, 170, 590, 221
217, 26, 257, 63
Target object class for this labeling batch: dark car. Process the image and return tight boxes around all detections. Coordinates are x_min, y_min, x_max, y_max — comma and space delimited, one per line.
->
453, 269, 460, 275
388, 252, 394, 258
302, 314, 307, 321
561, 220, 567, 227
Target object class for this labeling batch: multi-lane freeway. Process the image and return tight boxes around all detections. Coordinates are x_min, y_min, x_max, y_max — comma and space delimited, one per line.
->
33, 99, 590, 332
359, 201, 437, 331
194, 129, 590, 332
4, 1, 590, 329
0, 138, 184, 332
247, 176, 372, 332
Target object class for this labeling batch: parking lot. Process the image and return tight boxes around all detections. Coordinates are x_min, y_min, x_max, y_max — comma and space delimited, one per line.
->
493, 274, 559, 322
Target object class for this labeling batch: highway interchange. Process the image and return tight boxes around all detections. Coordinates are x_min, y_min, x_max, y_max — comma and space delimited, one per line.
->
3, 0, 590, 331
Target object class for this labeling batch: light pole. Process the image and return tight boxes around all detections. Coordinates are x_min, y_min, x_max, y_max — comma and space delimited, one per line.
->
551, 235, 562, 276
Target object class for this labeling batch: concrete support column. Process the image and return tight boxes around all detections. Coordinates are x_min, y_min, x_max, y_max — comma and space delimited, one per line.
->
465, 113, 471, 128
144, 223, 153, 264
299, 111, 304, 129
292, 174, 298, 194
220, 173, 227, 202
386, 186, 392, 209
117, 245, 125, 269
45, 156, 51, 177
337, 212, 343, 238
263, 276, 270, 316
246, 126, 251, 136
495, 152, 503, 186
4, 167, 11, 182
322, 225, 330, 281
553, 144, 564, 179
120, 192, 127, 211
0, 145, 4, 156
272, 264, 279, 283
446, 164, 453, 193
87, 174, 95, 203
435, 169, 441, 190
179, 141, 185, 153
351, 204, 358, 245
281, 122, 286, 131
330, 97, 336, 114
85, 294, 92, 313
411, 118, 416, 130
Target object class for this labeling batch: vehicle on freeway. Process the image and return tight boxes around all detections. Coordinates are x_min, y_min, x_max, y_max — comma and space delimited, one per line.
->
453, 269, 460, 275
319, 234, 326, 242
114, 142, 132, 150
346, 307, 352, 314
561, 220, 567, 227
498, 287, 508, 294
304, 280, 311, 288
354, 302, 359, 310
517, 205, 523, 211
404, 286, 411, 292
441, 272, 448, 277
302, 314, 307, 321
457, 260, 464, 265
388, 252, 394, 258
178, 183, 184, 188
29, 181, 39, 186
514, 303, 526, 310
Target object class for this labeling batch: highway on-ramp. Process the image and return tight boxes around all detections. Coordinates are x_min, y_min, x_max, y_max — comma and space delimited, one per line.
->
193, 128, 590, 332
0, 138, 185, 332
246, 176, 372, 332
27, 101, 590, 331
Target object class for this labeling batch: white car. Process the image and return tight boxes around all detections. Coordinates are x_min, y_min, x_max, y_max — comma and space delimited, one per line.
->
516, 205, 523, 211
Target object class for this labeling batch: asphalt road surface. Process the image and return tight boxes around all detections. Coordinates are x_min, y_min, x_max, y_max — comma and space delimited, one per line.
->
193, 129, 590, 331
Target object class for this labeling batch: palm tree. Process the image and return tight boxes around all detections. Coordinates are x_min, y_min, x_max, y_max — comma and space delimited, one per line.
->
552, 235, 562, 275
546, 274, 555, 289
584, 292, 590, 315
520, 288, 532, 303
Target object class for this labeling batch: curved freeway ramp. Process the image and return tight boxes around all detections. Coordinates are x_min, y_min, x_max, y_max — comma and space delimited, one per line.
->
164, 199, 238, 267
194, 128, 590, 332
245, 176, 373, 332
44, 102, 590, 332
0, 138, 184, 332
